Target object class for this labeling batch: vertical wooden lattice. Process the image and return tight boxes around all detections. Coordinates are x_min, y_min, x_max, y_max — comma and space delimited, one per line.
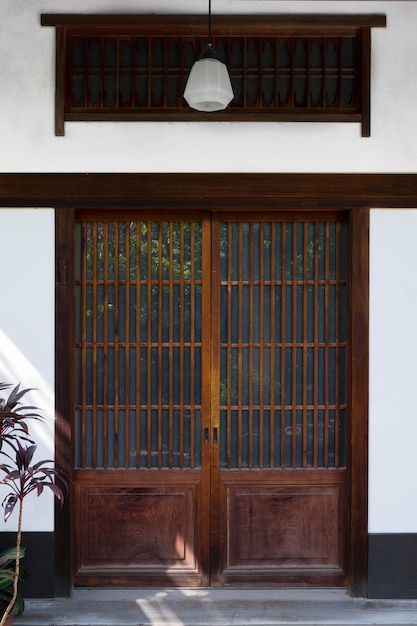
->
75, 215, 348, 472
219, 218, 348, 469
67, 33, 359, 113
75, 218, 203, 470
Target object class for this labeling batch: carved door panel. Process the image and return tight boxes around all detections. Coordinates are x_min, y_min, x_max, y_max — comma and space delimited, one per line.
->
73, 211, 349, 587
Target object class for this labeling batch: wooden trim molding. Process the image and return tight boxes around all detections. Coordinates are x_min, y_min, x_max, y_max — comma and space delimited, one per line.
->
1, 174, 417, 208
349, 206, 370, 596
41, 15, 387, 28
54, 207, 75, 596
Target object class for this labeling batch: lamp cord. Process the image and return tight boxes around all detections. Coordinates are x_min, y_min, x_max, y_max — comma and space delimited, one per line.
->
208, 0, 212, 44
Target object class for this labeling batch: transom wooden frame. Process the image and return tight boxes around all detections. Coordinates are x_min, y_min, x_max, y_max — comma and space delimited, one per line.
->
41, 14, 386, 137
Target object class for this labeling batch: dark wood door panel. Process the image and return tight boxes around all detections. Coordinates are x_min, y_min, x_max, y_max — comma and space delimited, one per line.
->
70, 210, 355, 589
214, 469, 347, 585
210, 214, 350, 586
74, 470, 204, 586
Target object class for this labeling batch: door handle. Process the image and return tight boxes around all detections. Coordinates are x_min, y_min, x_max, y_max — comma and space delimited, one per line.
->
203, 427, 218, 444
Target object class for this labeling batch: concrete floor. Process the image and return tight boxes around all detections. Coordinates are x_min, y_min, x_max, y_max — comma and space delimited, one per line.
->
14, 588, 417, 626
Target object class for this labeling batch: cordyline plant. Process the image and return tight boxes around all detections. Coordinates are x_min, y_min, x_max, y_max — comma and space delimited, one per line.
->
0, 546, 26, 619
0, 383, 40, 455
0, 383, 67, 626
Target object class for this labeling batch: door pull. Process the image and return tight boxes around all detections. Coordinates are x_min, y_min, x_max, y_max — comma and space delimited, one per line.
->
204, 427, 209, 444
213, 427, 218, 444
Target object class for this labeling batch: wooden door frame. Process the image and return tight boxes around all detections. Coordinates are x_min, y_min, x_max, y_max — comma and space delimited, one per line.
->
3, 172, 417, 596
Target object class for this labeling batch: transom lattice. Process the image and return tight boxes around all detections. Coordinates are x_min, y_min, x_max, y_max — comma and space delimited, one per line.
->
41, 14, 386, 135
68, 35, 357, 112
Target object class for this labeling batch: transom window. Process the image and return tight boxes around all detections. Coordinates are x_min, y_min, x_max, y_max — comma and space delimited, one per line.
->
42, 14, 385, 136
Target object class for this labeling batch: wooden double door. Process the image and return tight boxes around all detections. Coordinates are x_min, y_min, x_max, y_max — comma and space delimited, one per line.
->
73, 209, 349, 587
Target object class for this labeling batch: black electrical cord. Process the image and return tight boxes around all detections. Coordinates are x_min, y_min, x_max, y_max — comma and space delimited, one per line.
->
208, 0, 212, 44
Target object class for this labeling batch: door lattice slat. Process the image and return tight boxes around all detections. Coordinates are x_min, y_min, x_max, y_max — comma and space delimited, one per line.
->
75, 217, 204, 470
219, 218, 348, 470
76, 214, 348, 472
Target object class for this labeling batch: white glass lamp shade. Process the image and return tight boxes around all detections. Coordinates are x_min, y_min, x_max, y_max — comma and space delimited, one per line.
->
184, 47, 234, 112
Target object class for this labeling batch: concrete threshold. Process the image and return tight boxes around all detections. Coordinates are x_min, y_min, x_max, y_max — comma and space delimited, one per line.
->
14, 588, 417, 626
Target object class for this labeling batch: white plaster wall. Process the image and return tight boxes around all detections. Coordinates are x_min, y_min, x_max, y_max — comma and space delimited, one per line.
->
369, 209, 417, 533
0, 209, 55, 532
0, 0, 416, 172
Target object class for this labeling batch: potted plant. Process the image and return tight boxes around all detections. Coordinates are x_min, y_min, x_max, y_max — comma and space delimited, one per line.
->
0, 383, 67, 626
0, 546, 26, 624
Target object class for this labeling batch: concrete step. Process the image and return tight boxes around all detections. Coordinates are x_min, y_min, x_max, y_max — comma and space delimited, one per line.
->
13, 588, 417, 626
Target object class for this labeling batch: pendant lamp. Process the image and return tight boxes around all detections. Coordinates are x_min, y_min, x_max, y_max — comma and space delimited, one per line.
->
184, 0, 234, 112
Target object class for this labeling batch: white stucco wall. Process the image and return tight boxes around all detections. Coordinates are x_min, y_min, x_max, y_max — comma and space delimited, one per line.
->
0, 209, 55, 531
1, 2, 417, 532
0, 0, 416, 172
369, 209, 417, 533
